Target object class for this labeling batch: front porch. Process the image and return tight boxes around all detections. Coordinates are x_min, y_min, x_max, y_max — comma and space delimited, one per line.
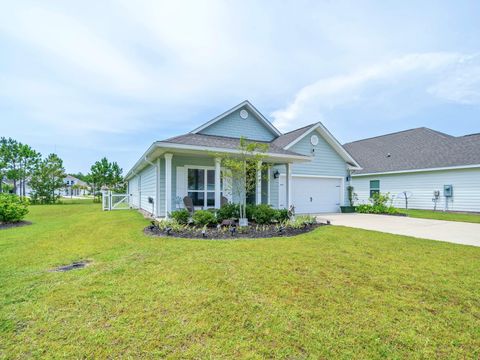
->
129, 151, 297, 218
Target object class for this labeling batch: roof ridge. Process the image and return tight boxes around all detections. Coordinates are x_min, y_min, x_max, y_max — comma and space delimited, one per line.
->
280, 122, 318, 136
344, 127, 446, 145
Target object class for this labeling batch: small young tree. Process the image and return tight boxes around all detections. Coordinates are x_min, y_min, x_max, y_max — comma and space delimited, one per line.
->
30, 154, 66, 204
219, 137, 269, 223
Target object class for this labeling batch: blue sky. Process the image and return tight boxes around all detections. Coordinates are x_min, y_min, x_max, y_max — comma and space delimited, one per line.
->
1, 0, 479, 174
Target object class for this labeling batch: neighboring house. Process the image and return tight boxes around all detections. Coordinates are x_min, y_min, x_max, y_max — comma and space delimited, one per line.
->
62, 175, 88, 196
344, 128, 480, 212
125, 100, 360, 217
10, 174, 87, 197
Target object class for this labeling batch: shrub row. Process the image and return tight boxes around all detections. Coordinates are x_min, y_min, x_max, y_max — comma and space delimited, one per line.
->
169, 204, 290, 227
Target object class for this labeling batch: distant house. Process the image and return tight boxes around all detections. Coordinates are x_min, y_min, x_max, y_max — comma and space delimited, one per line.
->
125, 100, 361, 217
344, 128, 480, 212
62, 175, 88, 196
8, 174, 88, 197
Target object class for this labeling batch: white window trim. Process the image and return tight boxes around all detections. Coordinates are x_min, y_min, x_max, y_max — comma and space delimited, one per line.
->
184, 165, 215, 209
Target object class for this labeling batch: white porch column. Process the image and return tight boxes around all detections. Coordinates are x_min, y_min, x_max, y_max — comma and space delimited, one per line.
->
286, 163, 292, 208
256, 161, 262, 205
164, 153, 173, 217
156, 157, 161, 216
214, 157, 221, 208
267, 165, 271, 205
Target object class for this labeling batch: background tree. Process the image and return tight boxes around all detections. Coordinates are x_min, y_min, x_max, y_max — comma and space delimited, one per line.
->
2, 138, 21, 194
88, 157, 125, 201
0, 138, 41, 196
19, 144, 41, 197
30, 153, 66, 204
0, 138, 7, 193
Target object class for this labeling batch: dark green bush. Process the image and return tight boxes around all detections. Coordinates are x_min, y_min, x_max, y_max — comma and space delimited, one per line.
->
0, 194, 29, 222
274, 208, 290, 222
192, 210, 217, 227
250, 204, 276, 224
216, 203, 240, 222
245, 204, 256, 221
169, 209, 190, 224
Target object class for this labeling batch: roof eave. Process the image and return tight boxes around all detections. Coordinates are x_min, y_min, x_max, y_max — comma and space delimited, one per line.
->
351, 164, 480, 177
124, 141, 311, 180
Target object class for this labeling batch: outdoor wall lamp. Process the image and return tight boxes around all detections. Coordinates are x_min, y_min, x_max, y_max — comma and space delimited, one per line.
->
273, 170, 280, 179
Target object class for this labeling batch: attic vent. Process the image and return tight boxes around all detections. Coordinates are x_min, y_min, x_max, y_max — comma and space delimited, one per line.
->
239, 109, 249, 119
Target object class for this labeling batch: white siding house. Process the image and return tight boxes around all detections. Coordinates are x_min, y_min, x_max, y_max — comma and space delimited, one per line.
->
345, 128, 480, 212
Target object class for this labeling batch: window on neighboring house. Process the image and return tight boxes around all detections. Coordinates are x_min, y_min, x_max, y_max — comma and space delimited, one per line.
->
370, 180, 380, 197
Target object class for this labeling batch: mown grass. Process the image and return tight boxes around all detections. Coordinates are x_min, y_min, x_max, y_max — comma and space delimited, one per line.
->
400, 208, 480, 224
1, 203, 479, 359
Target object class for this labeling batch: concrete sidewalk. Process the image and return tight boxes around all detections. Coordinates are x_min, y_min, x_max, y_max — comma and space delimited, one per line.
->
317, 213, 480, 247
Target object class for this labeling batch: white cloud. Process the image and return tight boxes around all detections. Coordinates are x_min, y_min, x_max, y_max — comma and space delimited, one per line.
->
428, 54, 480, 104
271, 52, 479, 131
0, 5, 152, 96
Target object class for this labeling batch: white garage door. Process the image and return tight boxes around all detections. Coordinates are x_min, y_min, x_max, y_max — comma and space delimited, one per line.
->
280, 176, 342, 213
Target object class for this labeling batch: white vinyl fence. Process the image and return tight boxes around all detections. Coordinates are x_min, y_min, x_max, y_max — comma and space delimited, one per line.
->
102, 191, 130, 211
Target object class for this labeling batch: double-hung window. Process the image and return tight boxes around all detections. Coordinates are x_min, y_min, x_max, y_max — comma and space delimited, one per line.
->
187, 168, 216, 208
370, 180, 380, 198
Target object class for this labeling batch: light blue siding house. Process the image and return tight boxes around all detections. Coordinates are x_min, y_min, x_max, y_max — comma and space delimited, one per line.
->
125, 101, 361, 217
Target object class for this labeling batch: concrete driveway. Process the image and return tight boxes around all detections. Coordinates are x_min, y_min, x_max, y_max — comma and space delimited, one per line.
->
318, 213, 480, 247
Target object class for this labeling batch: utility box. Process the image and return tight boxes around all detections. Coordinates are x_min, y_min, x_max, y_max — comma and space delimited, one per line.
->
443, 185, 453, 198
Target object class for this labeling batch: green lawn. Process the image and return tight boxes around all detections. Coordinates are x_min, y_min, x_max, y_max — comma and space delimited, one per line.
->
400, 208, 480, 224
1, 203, 479, 359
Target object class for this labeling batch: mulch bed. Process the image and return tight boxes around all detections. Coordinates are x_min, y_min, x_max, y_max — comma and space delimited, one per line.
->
0, 221, 32, 230
144, 223, 325, 240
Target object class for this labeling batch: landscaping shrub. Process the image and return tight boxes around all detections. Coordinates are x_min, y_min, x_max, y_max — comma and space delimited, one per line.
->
250, 204, 277, 224
0, 194, 29, 222
155, 219, 187, 232
245, 204, 256, 220
216, 203, 240, 222
170, 209, 190, 224
356, 193, 399, 214
284, 215, 317, 229
192, 210, 217, 227
274, 208, 290, 222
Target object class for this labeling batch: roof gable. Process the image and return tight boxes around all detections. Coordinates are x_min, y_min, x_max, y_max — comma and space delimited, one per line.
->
191, 100, 281, 141
274, 122, 361, 168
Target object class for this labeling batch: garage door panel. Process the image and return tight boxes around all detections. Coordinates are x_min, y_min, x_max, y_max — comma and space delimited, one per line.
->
280, 176, 342, 213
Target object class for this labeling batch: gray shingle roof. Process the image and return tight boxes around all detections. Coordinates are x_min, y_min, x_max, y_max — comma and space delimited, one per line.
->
344, 127, 480, 174
270, 123, 317, 148
163, 133, 305, 157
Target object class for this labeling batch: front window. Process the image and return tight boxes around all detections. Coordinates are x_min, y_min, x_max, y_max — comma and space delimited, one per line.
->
188, 168, 216, 207
370, 180, 380, 197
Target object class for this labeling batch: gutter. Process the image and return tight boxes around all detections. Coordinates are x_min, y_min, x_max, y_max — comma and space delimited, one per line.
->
352, 163, 480, 177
